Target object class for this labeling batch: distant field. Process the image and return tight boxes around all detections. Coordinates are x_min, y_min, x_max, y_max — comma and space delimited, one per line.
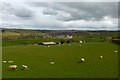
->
2, 38, 62, 47
2, 42, 118, 78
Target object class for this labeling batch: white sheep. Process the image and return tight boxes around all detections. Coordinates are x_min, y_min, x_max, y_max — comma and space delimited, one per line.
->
9, 65, 17, 70
50, 61, 55, 64
80, 58, 85, 63
114, 51, 118, 53
8, 61, 14, 63
79, 40, 83, 43
100, 56, 103, 59
3, 61, 7, 63
22, 65, 28, 70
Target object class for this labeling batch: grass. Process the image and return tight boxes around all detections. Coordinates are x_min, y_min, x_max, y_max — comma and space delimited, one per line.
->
0, 37, 1, 78
2, 42, 118, 78
3, 32, 21, 37
2, 38, 62, 47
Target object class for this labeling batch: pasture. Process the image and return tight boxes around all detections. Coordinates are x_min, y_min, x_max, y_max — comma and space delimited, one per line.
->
2, 42, 118, 78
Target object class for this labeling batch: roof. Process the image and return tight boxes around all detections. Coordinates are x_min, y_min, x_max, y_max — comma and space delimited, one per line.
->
42, 42, 56, 45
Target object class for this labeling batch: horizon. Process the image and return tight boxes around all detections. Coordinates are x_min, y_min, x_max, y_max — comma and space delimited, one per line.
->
0, 27, 119, 31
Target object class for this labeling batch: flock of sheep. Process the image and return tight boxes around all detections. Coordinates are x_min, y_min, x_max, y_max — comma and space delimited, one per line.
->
3, 58, 86, 71
3, 49, 118, 70
3, 61, 28, 70
3, 40, 118, 71
50, 49, 118, 64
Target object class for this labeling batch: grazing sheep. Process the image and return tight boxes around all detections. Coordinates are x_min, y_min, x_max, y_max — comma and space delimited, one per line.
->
80, 58, 85, 63
8, 61, 14, 63
22, 65, 28, 70
9, 65, 17, 70
100, 56, 103, 59
50, 61, 55, 64
3, 61, 7, 63
79, 40, 83, 43
114, 51, 118, 53
34, 44, 37, 46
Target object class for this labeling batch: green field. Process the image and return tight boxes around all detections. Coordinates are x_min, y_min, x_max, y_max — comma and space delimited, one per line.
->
2, 42, 118, 78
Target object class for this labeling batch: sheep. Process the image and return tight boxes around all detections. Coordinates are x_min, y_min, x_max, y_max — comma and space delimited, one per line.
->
114, 51, 118, 53
8, 61, 14, 63
79, 40, 83, 43
3, 61, 7, 63
48, 46, 50, 47
22, 65, 28, 70
34, 44, 38, 46
50, 61, 55, 65
80, 58, 85, 63
100, 56, 103, 59
9, 65, 17, 70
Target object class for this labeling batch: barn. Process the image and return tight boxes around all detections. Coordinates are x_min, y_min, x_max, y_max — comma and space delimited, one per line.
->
38, 42, 56, 46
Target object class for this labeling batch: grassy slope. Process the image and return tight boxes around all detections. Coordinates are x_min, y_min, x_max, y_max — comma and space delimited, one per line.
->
2, 42, 118, 78
0, 36, 1, 78
2, 30, 49, 39
3, 32, 21, 37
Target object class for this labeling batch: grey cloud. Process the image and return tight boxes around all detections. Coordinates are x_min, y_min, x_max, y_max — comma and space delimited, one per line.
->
55, 2, 118, 21
1, 2, 118, 30
118, 2, 120, 18
2, 2, 33, 19
42, 8, 57, 15
28, 2, 118, 21
12, 8, 33, 18
27, 2, 48, 7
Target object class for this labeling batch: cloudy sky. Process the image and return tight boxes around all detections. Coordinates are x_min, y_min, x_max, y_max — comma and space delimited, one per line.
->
0, 1, 119, 30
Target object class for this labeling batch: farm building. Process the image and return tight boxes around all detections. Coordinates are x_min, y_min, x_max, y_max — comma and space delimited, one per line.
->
38, 42, 56, 45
